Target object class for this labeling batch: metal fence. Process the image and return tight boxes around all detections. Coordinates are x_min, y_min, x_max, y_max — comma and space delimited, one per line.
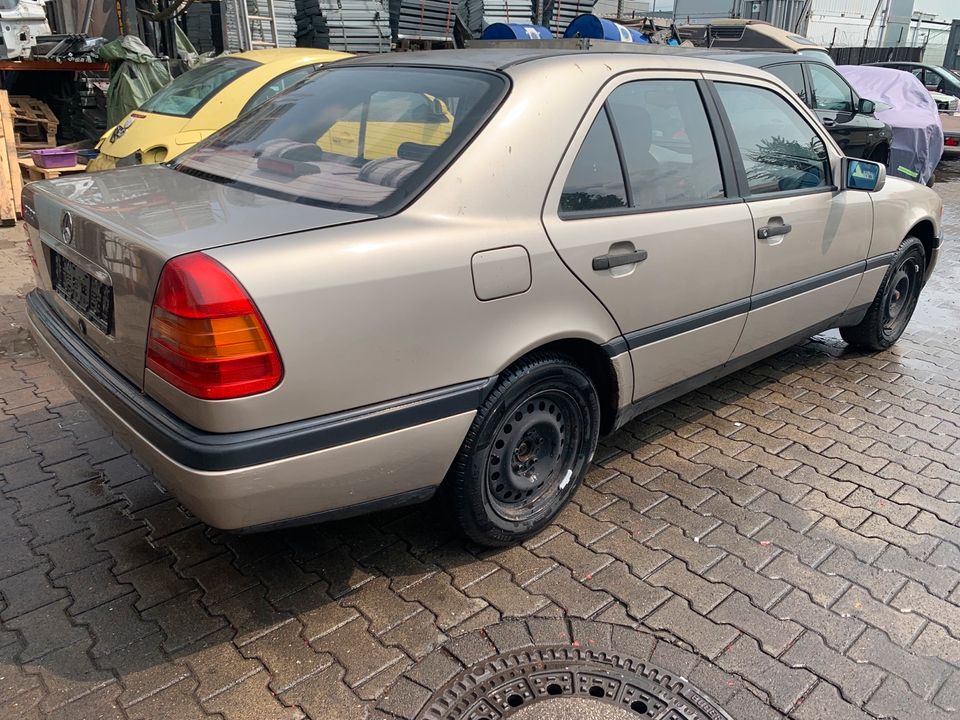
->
828, 45, 924, 65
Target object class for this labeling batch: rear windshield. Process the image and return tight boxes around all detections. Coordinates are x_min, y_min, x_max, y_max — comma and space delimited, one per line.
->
172, 66, 507, 214
140, 57, 258, 117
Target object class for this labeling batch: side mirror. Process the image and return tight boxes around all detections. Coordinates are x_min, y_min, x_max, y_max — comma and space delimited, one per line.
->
843, 157, 886, 192
858, 98, 876, 115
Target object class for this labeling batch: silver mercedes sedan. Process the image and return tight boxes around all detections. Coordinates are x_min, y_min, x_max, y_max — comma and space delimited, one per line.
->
23, 48, 942, 546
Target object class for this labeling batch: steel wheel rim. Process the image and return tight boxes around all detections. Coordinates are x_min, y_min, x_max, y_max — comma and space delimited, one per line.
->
485, 389, 584, 523
882, 257, 920, 339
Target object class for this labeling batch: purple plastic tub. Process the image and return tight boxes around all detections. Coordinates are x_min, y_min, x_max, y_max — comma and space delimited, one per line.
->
31, 148, 77, 169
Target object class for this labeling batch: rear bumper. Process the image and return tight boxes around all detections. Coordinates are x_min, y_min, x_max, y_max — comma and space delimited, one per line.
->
942, 143, 960, 158
26, 290, 479, 530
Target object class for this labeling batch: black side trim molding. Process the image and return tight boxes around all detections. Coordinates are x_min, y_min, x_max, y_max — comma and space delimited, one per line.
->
621, 298, 751, 351
865, 252, 897, 271
603, 255, 893, 356
28, 290, 493, 473
750, 260, 864, 310
613, 304, 871, 430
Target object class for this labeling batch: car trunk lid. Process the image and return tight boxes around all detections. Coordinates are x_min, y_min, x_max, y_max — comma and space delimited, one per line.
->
27, 164, 373, 389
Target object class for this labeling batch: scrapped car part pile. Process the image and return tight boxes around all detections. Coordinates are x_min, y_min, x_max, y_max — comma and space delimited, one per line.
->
0, 0, 50, 59
839, 64, 944, 186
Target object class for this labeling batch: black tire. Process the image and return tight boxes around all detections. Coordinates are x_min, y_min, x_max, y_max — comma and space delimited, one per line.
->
448, 353, 600, 546
294, 0, 330, 48
840, 236, 926, 351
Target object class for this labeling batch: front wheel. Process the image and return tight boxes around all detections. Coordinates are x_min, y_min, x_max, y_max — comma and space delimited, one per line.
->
448, 353, 600, 547
840, 236, 926, 351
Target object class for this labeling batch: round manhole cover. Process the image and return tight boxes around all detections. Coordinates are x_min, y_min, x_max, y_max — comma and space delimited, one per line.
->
418, 646, 734, 720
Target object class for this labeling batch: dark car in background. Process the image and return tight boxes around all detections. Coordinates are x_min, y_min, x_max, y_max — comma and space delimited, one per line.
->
869, 61, 960, 109
697, 52, 894, 164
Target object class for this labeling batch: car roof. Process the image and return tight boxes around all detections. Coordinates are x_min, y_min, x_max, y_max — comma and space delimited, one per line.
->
337, 45, 776, 78
231, 47, 352, 65
675, 49, 833, 68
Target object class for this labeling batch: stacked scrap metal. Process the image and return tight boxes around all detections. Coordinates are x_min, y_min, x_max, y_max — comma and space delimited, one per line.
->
396, 0, 458, 41
297, 0, 332, 46
461, 0, 534, 37
78, 78, 109, 142
183, 4, 218, 53
542, 0, 598, 37
320, 0, 390, 52
273, 0, 299, 45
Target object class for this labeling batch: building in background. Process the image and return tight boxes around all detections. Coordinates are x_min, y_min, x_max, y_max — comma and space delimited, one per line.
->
672, 0, 954, 65
673, 0, 808, 28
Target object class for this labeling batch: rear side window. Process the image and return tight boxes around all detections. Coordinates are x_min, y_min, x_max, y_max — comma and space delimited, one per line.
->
716, 82, 829, 196
766, 63, 807, 104
924, 69, 945, 91
174, 66, 506, 214
560, 110, 628, 214
140, 58, 258, 117
808, 64, 853, 112
245, 66, 317, 113
561, 79, 724, 216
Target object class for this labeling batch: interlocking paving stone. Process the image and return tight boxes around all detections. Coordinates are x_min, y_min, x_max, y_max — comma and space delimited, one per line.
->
1, 181, 960, 719
709, 592, 802, 655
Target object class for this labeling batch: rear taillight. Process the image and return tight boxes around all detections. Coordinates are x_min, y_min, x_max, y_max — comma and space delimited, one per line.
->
146, 253, 282, 400
947, 136, 960, 146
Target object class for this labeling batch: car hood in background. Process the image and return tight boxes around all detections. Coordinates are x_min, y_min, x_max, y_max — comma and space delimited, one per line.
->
95, 111, 193, 162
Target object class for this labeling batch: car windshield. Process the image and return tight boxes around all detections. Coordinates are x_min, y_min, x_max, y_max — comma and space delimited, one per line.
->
173, 65, 507, 214
944, 67, 960, 82
140, 57, 258, 117
798, 48, 835, 65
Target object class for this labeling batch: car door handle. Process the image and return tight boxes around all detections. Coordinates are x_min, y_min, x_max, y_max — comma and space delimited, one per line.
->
757, 223, 792, 240
822, 117, 836, 127
592, 249, 648, 271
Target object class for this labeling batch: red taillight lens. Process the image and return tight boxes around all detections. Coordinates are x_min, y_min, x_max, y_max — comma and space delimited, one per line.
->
946, 136, 960, 146
146, 253, 282, 400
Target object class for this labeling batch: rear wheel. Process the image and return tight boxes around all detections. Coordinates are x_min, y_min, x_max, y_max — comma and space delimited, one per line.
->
840, 236, 926, 351
448, 353, 600, 546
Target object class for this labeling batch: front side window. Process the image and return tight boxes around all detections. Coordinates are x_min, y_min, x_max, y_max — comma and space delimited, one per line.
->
808, 64, 853, 112
174, 66, 505, 214
605, 79, 724, 210
766, 63, 807, 105
140, 58, 258, 117
716, 82, 829, 196
560, 110, 628, 214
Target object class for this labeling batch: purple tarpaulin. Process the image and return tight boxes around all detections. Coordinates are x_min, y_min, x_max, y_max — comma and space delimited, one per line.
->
838, 64, 943, 185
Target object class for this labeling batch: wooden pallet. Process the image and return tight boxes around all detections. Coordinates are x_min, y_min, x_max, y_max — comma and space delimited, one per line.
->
10, 95, 58, 148
18, 157, 86, 182
0, 91, 22, 225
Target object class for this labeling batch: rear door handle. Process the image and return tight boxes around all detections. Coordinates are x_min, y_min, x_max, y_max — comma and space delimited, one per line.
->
757, 223, 792, 240
823, 117, 836, 127
592, 249, 648, 271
